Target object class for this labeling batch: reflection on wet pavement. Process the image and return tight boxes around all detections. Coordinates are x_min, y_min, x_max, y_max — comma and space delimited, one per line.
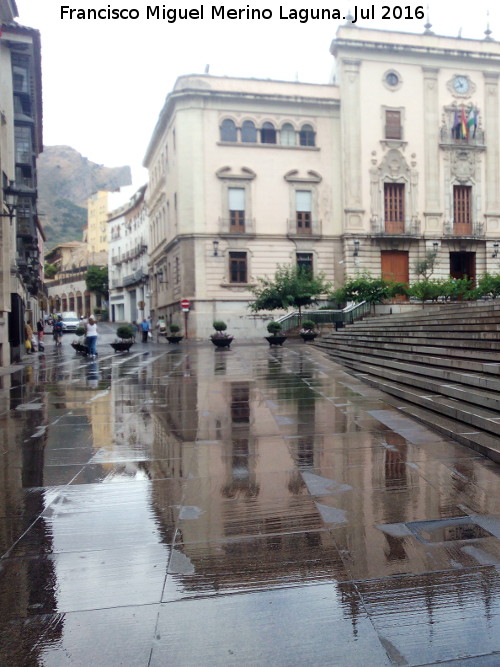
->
3, 342, 500, 664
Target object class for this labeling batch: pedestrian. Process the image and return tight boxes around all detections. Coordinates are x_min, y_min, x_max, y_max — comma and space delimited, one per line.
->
141, 318, 150, 343
157, 316, 167, 342
25, 321, 34, 354
130, 321, 139, 342
36, 318, 45, 352
86, 316, 98, 358
53, 315, 63, 347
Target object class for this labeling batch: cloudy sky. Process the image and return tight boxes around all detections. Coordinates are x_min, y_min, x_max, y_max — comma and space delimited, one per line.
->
14, 0, 498, 190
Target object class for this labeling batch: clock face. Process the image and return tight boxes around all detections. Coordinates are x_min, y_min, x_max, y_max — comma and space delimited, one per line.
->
386, 72, 399, 87
454, 76, 469, 94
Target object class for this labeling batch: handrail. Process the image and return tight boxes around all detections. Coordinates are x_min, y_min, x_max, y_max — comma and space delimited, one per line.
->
274, 301, 370, 332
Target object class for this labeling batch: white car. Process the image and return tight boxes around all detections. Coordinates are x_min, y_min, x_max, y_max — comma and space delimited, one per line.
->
60, 311, 79, 332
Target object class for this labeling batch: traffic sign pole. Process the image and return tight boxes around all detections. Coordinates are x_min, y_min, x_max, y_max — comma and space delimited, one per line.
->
180, 299, 190, 339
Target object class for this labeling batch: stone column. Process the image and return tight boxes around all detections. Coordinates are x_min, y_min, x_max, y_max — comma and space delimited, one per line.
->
422, 67, 440, 232
484, 72, 500, 218
340, 59, 363, 230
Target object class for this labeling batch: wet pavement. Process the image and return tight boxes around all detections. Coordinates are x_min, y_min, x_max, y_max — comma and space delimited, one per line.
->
2, 327, 500, 665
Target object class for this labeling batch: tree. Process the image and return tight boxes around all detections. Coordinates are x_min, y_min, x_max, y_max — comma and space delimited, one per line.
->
413, 248, 439, 281
331, 274, 408, 313
249, 265, 332, 323
86, 265, 109, 300
44, 263, 58, 279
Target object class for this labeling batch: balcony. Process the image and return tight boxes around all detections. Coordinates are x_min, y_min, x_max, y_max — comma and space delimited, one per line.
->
443, 221, 485, 238
371, 219, 420, 237
439, 125, 486, 150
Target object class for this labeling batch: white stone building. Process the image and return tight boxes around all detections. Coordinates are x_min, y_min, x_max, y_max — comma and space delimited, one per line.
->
108, 184, 149, 323
144, 23, 500, 338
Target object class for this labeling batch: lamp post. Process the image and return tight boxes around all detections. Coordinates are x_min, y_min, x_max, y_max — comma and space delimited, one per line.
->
1, 180, 19, 221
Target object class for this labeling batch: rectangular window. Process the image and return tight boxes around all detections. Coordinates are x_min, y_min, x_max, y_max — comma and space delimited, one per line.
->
229, 251, 247, 283
385, 110, 402, 140
297, 252, 313, 276
384, 183, 405, 233
453, 185, 472, 230
296, 190, 312, 233
228, 187, 245, 232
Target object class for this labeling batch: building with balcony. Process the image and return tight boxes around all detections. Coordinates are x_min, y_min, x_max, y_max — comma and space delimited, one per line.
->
144, 23, 500, 338
107, 185, 149, 323
1, 1, 44, 363
86, 190, 110, 254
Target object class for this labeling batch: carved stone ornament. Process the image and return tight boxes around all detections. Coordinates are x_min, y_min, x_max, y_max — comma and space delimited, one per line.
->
451, 151, 475, 183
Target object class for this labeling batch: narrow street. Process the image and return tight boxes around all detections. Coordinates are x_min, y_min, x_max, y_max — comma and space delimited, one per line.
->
2, 329, 500, 665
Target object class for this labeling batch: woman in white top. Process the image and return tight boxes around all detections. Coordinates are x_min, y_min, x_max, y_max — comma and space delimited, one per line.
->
86, 316, 98, 358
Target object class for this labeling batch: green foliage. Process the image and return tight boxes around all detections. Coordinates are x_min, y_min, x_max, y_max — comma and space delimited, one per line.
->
116, 325, 134, 340
86, 265, 109, 297
442, 276, 474, 301
413, 249, 439, 281
408, 279, 444, 304
331, 274, 408, 311
266, 321, 283, 335
44, 263, 59, 279
249, 265, 332, 320
75, 326, 86, 338
213, 320, 227, 332
475, 273, 500, 299
301, 319, 316, 331
169, 323, 181, 333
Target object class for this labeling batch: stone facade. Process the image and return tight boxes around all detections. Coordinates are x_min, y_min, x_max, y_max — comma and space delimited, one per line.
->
107, 184, 149, 324
144, 25, 500, 338
0, 4, 44, 363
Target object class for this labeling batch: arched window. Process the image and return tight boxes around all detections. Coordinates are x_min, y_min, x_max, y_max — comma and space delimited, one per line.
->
280, 123, 296, 146
220, 119, 237, 142
299, 124, 315, 147
261, 122, 277, 144
241, 120, 257, 143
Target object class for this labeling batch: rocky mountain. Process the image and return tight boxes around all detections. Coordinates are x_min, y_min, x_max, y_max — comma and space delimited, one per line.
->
37, 145, 132, 249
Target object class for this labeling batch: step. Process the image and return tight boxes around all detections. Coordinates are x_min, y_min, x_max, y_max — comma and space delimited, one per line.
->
350, 371, 500, 440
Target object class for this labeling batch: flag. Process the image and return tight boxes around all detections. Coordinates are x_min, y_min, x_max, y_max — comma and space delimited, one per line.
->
452, 108, 460, 139
460, 106, 467, 139
467, 105, 477, 138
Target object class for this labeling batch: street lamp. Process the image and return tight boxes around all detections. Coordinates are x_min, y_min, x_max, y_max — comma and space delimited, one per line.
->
1, 180, 19, 221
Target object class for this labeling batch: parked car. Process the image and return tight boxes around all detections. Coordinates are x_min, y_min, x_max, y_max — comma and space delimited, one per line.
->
60, 311, 79, 333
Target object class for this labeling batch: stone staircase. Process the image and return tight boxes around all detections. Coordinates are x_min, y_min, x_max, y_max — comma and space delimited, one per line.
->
314, 301, 500, 462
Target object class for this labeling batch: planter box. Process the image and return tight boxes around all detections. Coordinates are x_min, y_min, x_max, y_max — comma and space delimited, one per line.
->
165, 335, 183, 344
265, 335, 287, 346
71, 341, 87, 354
300, 332, 318, 342
110, 341, 134, 353
211, 336, 233, 348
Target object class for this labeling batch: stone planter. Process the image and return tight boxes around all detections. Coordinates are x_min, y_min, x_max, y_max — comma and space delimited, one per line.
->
211, 336, 233, 348
265, 335, 287, 347
165, 335, 184, 344
300, 332, 318, 342
110, 341, 134, 353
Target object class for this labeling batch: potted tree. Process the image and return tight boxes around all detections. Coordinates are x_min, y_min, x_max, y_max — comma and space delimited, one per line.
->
166, 323, 183, 344
71, 325, 87, 354
300, 319, 319, 342
110, 325, 135, 353
210, 320, 233, 348
265, 321, 287, 346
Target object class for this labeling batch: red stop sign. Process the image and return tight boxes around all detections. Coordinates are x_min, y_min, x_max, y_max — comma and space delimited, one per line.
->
180, 299, 190, 311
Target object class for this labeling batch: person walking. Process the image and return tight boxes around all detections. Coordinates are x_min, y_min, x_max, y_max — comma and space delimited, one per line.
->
25, 321, 34, 354
36, 319, 45, 352
86, 316, 98, 358
140, 318, 150, 343
53, 316, 63, 347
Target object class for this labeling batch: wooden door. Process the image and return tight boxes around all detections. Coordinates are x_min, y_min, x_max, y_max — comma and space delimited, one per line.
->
381, 250, 409, 284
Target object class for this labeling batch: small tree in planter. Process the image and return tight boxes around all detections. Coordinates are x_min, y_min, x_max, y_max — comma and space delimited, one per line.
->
71, 325, 87, 354
111, 325, 135, 353
265, 321, 287, 346
210, 320, 233, 348
166, 323, 183, 344
300, 319, 319, 342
